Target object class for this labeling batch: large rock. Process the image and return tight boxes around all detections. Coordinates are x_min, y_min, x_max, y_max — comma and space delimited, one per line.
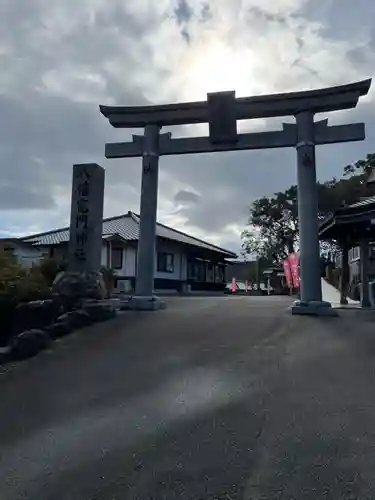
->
0, 297, 17, 347
57, 310, 92, 329
73, 309, 93, 327
13, 299, 60, 334
83, 301, 117, 322
0, 345, 12, 364
51, 271, 106, 310
11, 329, 51, 361
45, 321, 72, 339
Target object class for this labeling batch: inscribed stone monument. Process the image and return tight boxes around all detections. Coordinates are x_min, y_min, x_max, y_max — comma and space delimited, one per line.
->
52, 163, 106, 305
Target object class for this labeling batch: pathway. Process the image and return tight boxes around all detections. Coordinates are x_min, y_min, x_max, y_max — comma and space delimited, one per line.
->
321, 277, 359, 306
1, 295, 375, 499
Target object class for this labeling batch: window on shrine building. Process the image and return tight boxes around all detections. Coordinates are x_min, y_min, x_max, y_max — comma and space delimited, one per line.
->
215, 265, 224, 283
206, 263, 214, 282
111, 247, 123, 270
196, 261, 206, 281
187, 260, 196, 280
157, 252, 174, 273
349, 247, 360, 262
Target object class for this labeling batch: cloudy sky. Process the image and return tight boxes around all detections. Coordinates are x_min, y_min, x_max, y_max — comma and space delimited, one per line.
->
1, 0, 374, 252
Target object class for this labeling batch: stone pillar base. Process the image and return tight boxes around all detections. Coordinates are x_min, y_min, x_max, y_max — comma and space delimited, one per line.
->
120, 295, 167, 311
290, 299, 338, 317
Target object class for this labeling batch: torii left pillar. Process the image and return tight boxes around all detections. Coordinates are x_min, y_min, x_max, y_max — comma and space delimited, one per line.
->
129, 124, 167, 310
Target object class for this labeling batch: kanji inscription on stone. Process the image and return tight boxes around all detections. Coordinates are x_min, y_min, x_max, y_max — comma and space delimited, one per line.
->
68, 163, 105, 273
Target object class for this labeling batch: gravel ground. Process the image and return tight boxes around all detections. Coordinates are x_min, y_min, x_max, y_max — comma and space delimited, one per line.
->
1, 295, 375, 499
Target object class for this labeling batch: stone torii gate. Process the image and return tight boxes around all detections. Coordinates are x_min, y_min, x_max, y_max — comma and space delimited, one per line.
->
100, 79, 371, 313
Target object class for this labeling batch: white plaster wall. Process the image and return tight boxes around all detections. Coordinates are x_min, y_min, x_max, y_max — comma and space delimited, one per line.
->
125, 246, 137, 276
13, 245, 44, 268
111, 245, 136, 293
102, 241, 184, 280
104, 243, 136, 277
109, 241, 184, 280
100, 245, 107, 267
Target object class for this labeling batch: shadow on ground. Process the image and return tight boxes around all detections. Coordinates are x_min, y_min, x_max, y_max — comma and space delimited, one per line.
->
1, 296, 375, 499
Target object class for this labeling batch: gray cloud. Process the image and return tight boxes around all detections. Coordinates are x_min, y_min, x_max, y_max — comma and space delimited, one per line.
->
175, 0, 193, 24
0, 0, 374, 253
174, 189, 200, 204
0, 184, 54, 210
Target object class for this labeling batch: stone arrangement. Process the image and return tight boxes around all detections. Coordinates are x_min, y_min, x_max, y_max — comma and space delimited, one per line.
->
51, 270, 107, 308
0, 162, 119, 366
0, 297, 117, 364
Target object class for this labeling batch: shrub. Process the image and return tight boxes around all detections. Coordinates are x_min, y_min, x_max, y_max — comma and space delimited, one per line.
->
0, 250, 27, 295
0, 250, 50, 344
33, 257, 67, 287
19, 269, 49, 301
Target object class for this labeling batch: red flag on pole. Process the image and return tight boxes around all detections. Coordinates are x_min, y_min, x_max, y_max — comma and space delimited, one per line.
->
288, 253, 300, 289
282, 260, 292, 289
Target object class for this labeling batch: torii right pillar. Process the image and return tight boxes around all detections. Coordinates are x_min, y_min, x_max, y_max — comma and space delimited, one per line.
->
291, 111, 335, 316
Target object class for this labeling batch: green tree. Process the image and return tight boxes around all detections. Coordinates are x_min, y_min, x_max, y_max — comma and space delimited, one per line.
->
343, 153, 375, 177
241, 185, 299, 262
242, 152, 375, 263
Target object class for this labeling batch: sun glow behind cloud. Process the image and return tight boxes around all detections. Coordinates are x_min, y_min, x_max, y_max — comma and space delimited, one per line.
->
155, 31, 266, 137
174, 38, 259, 101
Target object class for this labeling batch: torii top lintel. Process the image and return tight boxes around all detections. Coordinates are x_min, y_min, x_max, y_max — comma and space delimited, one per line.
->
99, 79, 371, 129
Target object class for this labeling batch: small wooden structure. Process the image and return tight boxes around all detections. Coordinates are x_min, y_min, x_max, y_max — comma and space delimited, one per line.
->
319, 195, 375, 307
263, 265, 288, 294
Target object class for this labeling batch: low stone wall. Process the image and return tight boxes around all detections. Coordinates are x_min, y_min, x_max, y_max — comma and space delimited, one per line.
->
0, 299, 118, 365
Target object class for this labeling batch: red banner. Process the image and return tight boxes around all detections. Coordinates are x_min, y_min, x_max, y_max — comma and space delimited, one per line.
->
288, 253, 300, 289
282, 260, 292, 289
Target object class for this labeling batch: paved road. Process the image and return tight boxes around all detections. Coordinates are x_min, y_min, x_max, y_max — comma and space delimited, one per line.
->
1, 296, 375, 499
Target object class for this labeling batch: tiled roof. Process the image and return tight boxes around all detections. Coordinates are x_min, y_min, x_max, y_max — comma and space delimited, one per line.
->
319, 194, 375, 239
319, 195, 375, 232
23, 229, 71, 246
346, 195, 375, 209
21, 211, 236, 258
